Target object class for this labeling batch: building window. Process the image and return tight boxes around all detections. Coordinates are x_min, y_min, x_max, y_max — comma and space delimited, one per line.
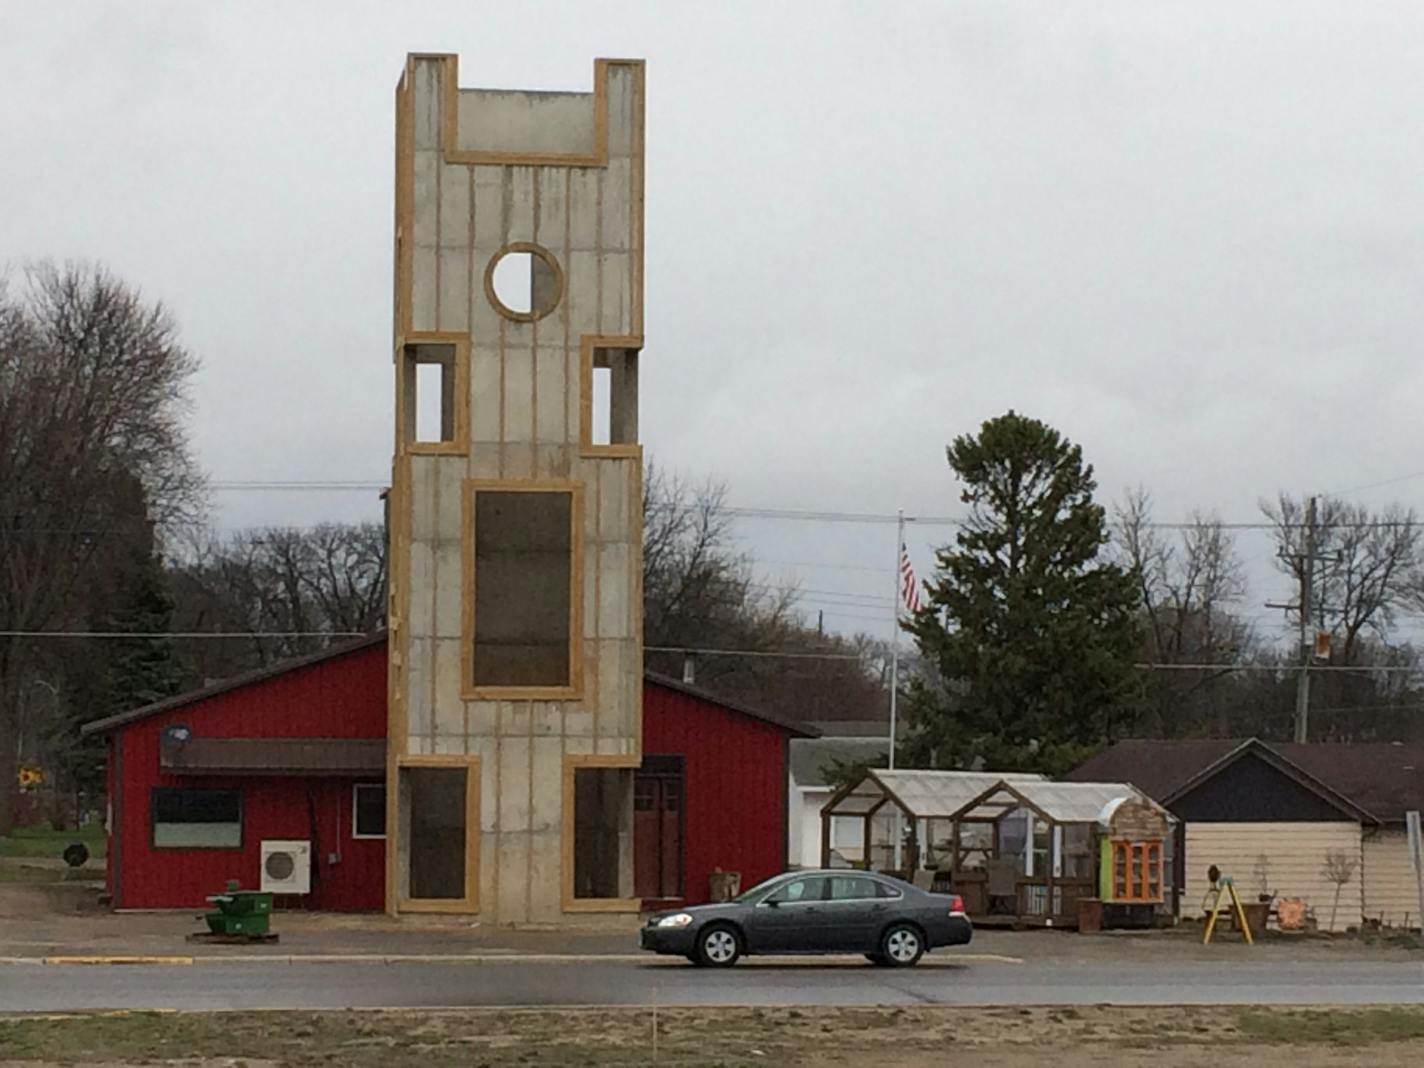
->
352, 783, 386, 840
405, 766, 468, 900
485, 243, 563, 322
1112, 840, 1164, 903
151, 788, 241, 849
471, 489, 574, 688
399, 338, 465, 449
585, 344, 639, 449
573, 767, 629, 900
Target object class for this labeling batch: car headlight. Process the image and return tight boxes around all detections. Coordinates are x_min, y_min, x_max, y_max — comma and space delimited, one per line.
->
656, 912, 694, 929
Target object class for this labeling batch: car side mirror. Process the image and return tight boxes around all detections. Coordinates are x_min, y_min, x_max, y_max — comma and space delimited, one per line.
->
765, 896, 782, 907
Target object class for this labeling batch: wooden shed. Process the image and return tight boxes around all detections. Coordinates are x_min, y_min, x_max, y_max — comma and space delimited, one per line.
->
820, 769, 1168, 927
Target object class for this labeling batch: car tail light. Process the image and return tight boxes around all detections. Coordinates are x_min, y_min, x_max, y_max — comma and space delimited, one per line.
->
948, 895, 965, 914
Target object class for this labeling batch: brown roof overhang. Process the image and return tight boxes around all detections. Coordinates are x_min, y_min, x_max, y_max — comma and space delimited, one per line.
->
160, 738, 386, 777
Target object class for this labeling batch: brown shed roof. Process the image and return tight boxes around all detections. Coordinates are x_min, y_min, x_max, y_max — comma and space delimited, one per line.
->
1067, 738, 1424, 823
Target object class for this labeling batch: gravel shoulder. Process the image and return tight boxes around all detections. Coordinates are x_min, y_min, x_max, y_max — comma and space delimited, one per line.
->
3, 1005, 1424, 1066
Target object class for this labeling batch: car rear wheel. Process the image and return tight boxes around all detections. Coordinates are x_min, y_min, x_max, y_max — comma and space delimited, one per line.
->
695, 925, 742, 968
880, 923, 925, 967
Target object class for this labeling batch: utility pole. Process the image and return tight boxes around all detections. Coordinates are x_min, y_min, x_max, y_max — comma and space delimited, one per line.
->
1267, 495, 1329, 743
1293, 496, 1317, 743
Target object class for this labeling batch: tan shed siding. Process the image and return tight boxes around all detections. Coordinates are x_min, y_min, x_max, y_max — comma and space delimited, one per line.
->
1184, 822, 1362, 932
1362, 830, 1423, 929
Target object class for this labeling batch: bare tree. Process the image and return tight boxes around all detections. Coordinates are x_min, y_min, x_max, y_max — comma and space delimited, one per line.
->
0, 264, 202, 832
1322, 848, 1358, 932
1264, 494, 1421, 663
168, 522, 387, 680
642, 462, 884, 723
1114, 488, 1253, 734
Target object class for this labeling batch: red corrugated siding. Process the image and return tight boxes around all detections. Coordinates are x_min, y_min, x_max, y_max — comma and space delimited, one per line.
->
108, 647, 796, 912
111, 643, 388, 910
642, 681, 788, 906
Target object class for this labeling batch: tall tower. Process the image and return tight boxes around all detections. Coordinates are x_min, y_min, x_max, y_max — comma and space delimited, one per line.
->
386, 54, 645, 924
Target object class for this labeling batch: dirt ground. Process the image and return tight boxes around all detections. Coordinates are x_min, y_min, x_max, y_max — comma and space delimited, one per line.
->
2, 1005, 1424, 1066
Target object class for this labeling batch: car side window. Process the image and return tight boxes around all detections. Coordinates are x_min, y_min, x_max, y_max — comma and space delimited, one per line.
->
874, 880, 903, 899
767, 877, 826, 903
830, 876, 879, 901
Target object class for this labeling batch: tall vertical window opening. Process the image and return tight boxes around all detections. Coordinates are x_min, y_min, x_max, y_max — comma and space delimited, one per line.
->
404, 766, 467, 900
472, 490, 573, 687
574, 767, 629, 900
588, 347, 638, 447
401, 342, 458, 445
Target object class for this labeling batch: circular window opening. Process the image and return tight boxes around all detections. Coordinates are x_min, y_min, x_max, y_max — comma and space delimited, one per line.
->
485, 243, 563, 322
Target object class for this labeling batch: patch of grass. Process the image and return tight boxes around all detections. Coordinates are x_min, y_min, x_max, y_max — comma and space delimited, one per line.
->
3, 1005, 1424, 1066
0, 824, 105, 859
0, 864, 60, 883
1236, 1007, 1424, 1046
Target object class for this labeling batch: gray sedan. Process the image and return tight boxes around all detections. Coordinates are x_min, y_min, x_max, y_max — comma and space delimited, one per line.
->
639, 870, 972, 967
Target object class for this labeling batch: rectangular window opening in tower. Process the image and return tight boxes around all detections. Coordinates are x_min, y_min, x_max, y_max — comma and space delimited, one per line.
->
401, 342, 458, 445
472, 490, 574, 687
574, 766, 631, 899
591, 347, 639, 446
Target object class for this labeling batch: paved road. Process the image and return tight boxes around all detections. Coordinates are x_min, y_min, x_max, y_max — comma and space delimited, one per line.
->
2, 956, 1422, 1012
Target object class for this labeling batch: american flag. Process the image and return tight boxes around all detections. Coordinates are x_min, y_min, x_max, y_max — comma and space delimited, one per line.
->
898, 543, 921, 614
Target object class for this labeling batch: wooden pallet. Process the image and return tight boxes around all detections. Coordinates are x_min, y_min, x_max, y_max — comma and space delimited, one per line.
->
185, 931, 280, 945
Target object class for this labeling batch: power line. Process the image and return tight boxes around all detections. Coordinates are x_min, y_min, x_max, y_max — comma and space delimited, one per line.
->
0, 631, 370, 640
5, 631, 1424, 681
646, 645, 867, 661
1327, 469, 1424, 498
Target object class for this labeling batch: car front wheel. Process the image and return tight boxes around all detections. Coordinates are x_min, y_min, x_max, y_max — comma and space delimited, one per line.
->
880, 924, 925, 967
695, 925, 742, 968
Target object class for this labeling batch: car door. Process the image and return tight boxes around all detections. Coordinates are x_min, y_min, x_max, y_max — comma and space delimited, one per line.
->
820, 874, 889, 950
744, 875, 829, 952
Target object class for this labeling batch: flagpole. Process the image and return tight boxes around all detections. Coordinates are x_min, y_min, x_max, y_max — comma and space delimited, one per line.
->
888, 510, 905, 872
889, 509, 903, 771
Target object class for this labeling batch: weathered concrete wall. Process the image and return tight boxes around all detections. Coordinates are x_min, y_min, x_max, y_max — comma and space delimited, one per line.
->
388, 54, 645, 924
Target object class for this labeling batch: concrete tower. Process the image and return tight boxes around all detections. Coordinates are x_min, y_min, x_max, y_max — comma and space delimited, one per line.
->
385, 54, 645, 925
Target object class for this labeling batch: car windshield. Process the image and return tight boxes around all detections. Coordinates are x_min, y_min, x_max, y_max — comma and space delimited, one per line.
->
731, 874, 791, 903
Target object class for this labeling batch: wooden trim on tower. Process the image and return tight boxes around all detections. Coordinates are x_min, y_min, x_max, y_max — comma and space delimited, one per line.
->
578, 334, 644, 459
395, 753, 482, 914
384, 451, 413, 915
561, 753, 641, 913
432, 55, 636, 168
461, 479, 585, 701
483, 242, 565, 324
396, 331, 471, 456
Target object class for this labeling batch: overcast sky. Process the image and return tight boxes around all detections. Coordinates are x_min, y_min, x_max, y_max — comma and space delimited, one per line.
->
5, 2, 1423, 645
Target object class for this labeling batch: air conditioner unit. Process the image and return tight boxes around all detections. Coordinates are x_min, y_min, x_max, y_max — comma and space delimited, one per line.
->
260, 839, 311, 895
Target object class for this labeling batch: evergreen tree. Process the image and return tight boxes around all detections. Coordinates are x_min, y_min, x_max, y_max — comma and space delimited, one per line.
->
903, 412, 1143, 774
45, 473, 185, 812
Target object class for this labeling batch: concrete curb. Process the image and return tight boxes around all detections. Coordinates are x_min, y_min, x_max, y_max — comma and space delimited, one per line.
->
41, 955, 195, 966
5, 951, 1022, 967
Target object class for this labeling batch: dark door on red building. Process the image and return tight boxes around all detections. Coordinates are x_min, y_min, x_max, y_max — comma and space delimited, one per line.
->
635, 756, 683, 900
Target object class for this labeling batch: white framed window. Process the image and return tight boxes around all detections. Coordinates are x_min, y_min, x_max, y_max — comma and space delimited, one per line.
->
151, 788, 242, 849
352, 783, 387, 840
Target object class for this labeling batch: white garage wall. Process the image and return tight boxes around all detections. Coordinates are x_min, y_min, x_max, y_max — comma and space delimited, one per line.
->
1362, 829, 1424, 930
1184, 822, 1362, 932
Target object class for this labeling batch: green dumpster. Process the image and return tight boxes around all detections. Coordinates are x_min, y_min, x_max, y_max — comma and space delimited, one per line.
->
204, 885, 273, 937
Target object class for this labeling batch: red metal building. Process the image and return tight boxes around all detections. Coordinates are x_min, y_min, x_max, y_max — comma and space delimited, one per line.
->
84, 638, 813, 911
